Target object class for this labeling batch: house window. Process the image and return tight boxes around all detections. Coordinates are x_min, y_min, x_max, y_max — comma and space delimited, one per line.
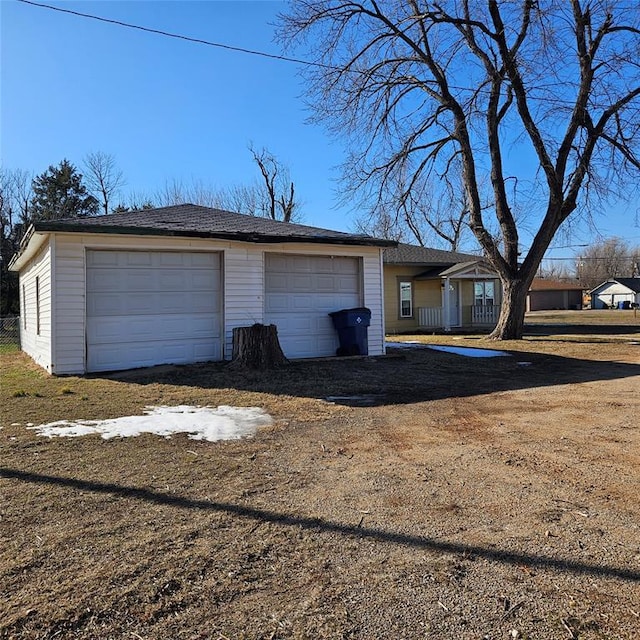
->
399, 281, 413, 317
22, 285, 27, 329
474, 281, 495, 306
36, 277, 41, 335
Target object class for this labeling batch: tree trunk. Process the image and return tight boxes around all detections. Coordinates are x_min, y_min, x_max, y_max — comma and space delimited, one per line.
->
488, 279, 530, 340
230, 324, 289, 369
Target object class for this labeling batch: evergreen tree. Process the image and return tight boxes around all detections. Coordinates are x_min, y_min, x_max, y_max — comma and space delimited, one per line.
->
29, 159, 98, 222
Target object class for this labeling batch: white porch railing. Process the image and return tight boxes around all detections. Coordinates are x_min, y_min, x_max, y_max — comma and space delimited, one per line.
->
417, 305, 499, 327
418, 307, 443, 327
471, 304, 500, 324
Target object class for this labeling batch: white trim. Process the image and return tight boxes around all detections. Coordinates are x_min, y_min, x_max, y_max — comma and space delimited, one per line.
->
50, 234, 57, 373
399, 280, 413, 318
8, 231, 49, 272
379, 248, 386, 354
442, 276, 450, 330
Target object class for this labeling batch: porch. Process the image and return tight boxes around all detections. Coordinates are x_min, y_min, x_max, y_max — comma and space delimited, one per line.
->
417, 304, 500, 330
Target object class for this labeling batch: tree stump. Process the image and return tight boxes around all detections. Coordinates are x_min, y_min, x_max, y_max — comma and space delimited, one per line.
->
230, 324, 289, 369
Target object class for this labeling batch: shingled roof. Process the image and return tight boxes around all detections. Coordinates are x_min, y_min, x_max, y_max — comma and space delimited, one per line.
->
383, 242, 483, 265
23, 204, 396, 248
530, 278, 584, 291
590, 277, 640, 294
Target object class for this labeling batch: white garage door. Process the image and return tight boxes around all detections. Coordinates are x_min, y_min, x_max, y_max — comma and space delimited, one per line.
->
265, 253, 362, 358
86, 250, 222, 372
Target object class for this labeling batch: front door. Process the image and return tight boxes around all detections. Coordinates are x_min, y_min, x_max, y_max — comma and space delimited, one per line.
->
447, 281, 460, 327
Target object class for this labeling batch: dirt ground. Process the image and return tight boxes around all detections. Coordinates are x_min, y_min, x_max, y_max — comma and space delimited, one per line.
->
1, 325, 639, 639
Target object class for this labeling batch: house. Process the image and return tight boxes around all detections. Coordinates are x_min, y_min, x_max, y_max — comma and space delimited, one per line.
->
526, 278, 583, 311
383, 243, 501, 333
8, 204, 395, 374
589, 277, 640, 309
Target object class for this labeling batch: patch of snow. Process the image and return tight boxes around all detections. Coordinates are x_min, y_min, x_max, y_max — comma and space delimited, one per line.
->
386, 341, 511, 357
517, 361, 533, 366
386, 341, 423, 349
427, 345, 511, 358
28, 405, 272, 442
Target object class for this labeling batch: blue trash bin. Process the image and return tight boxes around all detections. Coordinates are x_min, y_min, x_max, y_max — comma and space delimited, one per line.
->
329, 307, 371, 356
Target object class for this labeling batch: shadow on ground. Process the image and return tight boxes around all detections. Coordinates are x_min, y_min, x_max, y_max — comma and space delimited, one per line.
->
93, 341, 640, 407
2, 467, 638, 583
524, 323, 640, 336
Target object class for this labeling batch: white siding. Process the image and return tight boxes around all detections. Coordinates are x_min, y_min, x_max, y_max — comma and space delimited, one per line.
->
592, 281, 640, 309
363, 250, 385, 356
19, 240, 53, 371
50, 233, 386, 373
223, 246, 265, 358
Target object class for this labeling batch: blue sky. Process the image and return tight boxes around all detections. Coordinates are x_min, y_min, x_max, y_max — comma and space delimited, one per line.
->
2, 1, 347, 224
2, 0, 638, 263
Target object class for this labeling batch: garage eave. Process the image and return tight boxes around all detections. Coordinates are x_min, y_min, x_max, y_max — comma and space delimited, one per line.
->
8, 227, 50, 272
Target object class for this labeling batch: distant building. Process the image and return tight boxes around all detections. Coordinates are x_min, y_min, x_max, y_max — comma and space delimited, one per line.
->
589, 278, 640, 309
526, 278, 583, 311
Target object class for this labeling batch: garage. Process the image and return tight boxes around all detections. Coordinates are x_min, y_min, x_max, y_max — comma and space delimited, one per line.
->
265, 253, 362, 358
86, 250, 222, 372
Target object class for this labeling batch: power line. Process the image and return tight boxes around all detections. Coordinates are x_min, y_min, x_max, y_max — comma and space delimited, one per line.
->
16, 0, 335, 70
544, 255, 639, 261
15, 0, 613, 108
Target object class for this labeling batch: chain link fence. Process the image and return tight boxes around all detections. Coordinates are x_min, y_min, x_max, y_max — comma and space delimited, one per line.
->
0, 316, 21, 348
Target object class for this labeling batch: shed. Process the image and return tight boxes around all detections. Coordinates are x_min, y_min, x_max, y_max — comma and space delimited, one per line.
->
589, 278, 640, 309
9, 204, 394, 374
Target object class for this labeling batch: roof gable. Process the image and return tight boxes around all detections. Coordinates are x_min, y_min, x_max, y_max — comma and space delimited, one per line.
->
589, 277, 640, 294
614, 277, 640, 293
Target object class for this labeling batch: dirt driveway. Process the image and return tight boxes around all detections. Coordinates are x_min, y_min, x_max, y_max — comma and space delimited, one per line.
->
1, 332, 639, 639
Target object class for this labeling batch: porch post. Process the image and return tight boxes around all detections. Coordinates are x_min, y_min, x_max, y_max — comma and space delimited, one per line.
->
442, 276, 451, 331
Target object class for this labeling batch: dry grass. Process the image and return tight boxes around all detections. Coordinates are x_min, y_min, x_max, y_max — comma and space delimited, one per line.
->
525, 308, 640, 327
1, 327, 639, 639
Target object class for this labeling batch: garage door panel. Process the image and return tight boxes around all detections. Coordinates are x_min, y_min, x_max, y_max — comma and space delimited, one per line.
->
86, 250, 222, 372
88, 314, 220, 344
157, 252, 188, 267
87, 269, 123, 292
268, 313, 324, 333
90, 339, 221, 372
126, 252, 153, 266
157, 270, 189, 289
265, 253, 361, 359
88, 291, 220, 316
191, 271, 221, 291
292, 294, 317, 312
87, 251, 120, 267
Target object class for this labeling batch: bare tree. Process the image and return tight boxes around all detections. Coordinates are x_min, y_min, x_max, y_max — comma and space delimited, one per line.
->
279, 1, 640, 338
152, 147, 301, 222
83, 152, 125, 215
356, 159, 477, 251
575, 237, 640, 289
0, 168, 33, 314
249, 145, 299, 222
0, 168, 33, 230
536, 261, 573, 280
215, 184, 260, 216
